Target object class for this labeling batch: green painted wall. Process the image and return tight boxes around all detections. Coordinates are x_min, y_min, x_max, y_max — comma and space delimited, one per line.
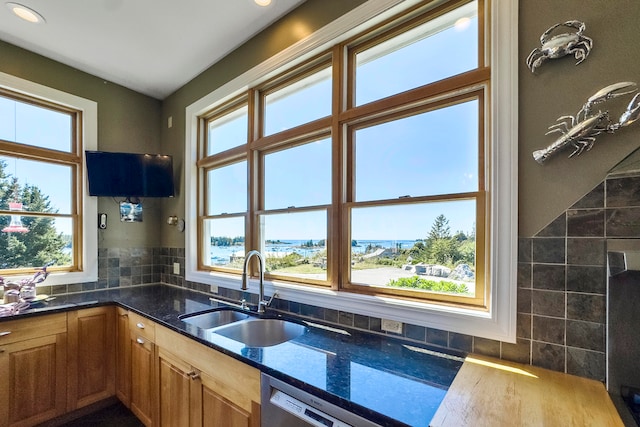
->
518, 0, 640, 235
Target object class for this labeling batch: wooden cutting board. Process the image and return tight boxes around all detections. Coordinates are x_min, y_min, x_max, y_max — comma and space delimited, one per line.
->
430, 354, 624, 427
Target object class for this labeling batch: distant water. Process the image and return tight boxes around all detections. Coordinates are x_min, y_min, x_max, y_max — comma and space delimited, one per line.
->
209, 239, 416, 265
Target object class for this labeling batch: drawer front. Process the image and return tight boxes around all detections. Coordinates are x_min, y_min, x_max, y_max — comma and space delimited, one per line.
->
128, 312, 155, 341
0, 313, 67, 345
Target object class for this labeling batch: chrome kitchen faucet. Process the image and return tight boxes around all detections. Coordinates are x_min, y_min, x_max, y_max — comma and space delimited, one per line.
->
242, 250, 277, 313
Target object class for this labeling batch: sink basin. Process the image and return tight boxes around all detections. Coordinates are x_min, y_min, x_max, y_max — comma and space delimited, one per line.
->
214, 318, 306, 347
179, 308, 250, 329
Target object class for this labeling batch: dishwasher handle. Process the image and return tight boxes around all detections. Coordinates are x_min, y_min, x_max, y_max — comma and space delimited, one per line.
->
269, 389, 352, 427
261, 373, 383, 427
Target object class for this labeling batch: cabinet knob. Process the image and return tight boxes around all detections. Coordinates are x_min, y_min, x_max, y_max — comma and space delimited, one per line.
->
0, 331, 11, 337
189, 372, 200, 380
0, 349, 4, 354
136, 337, 145, 344
120, 313, 129, 318
136, 323, 145, 329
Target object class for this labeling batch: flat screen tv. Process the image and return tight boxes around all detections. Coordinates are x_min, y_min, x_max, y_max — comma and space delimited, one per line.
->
85, 151, 174, 198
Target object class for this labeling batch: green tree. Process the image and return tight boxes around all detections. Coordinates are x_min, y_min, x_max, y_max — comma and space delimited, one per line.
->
428, 214, 451, 241
457, 239, 476, 265
405, 215, 476, 268
424, 214, 455, 264
0, 161, 70, 269
408, 241, 425, 260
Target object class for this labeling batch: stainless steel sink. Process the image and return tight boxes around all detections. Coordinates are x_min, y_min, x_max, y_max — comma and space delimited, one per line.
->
213, 318, 306, 347
179, 308, 249, 329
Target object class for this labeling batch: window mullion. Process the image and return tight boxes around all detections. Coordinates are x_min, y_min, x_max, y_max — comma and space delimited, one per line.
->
247, 89, 259, 261
330, 44, 344, 290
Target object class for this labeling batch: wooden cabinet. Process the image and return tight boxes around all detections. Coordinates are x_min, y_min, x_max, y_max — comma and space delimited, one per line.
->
158, 347, 196, 426
127, 311, 157, 427
0, 306, 260, 427
199, 371, 256, 427
116, 307, 131, 406
155, 325, 260, 427
158, 346, 256, 427
67, 307, 116, 411
0, 313, 67, 427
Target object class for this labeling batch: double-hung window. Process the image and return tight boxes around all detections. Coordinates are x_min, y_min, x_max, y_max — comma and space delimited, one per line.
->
188, 0, 517, 341
0, 72, 97, 284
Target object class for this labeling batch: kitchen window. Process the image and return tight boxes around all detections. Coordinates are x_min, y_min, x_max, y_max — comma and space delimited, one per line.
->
0, 72, 97, 284
187, 0, 517, 341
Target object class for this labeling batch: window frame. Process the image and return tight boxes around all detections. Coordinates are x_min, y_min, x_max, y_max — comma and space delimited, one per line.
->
0, 71, 98, 286
186, 0, 518, 342
342, 90, 487, 307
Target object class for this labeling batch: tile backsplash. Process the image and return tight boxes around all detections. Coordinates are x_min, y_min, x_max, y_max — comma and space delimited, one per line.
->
38, 170, 640, 383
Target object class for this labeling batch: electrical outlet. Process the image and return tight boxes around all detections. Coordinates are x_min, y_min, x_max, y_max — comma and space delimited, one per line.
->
381, 318, 403, 334
173, 262, 180, 275
210, 284, 218, 294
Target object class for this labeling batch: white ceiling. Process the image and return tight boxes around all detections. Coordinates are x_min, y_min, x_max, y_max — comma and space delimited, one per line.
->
0, 0, 306, 99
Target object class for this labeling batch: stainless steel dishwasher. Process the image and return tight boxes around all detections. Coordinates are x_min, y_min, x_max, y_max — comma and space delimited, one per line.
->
261, 373, 383, 427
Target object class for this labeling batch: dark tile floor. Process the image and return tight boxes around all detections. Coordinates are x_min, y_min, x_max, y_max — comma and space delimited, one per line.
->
60, 402, 143, 427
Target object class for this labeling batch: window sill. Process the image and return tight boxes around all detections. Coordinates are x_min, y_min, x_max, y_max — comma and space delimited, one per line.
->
187, 269, 515, 342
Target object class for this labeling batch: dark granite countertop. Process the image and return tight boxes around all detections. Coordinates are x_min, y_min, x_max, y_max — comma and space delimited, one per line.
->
0, 284, 463, 427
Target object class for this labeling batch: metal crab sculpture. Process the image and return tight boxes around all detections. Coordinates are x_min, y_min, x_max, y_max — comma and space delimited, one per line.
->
533, 82, 640, 164
526, 20, 593, 73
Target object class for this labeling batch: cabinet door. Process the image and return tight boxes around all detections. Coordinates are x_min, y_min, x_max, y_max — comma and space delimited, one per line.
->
130, 332, 156, 427
200, 372, 257, 427
0, 333, 67, 427
158, 348, 195, 427
116, 308, 131, 406
155, 325, 260, 427
67, 307, 116, 410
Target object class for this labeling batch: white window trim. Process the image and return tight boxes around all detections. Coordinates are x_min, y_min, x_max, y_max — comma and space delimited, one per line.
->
0, 71, 98, 286
186, 0, 518, 342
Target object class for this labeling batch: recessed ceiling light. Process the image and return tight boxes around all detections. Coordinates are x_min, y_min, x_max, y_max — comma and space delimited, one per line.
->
6, 2, 45, 24
254, 0, 272, 6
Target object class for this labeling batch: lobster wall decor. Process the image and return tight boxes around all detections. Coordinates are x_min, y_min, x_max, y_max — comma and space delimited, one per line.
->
526, 20, 593, 73
533, 82, 640, 164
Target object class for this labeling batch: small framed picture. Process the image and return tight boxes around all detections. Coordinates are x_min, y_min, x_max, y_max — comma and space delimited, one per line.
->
120, 202, 143, 222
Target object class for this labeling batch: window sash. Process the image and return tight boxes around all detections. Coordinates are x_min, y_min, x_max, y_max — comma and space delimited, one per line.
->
258, 207, 331, 287
342, 192, 487, 308
353, 0, 479, 106
0, 89, 83, 275
200, 214, 247, 272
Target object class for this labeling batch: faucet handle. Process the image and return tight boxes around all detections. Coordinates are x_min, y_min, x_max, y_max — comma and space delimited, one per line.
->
264, 291, 279, 307
258, 291, 279, 313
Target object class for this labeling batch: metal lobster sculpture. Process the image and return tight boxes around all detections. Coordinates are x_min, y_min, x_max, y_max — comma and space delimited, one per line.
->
533, 82, 640, 164
526, 20, 593, 72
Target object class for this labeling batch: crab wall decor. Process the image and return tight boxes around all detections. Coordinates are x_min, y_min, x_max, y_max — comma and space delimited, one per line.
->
526, 20, 593, 72
533, 82, 640, 164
